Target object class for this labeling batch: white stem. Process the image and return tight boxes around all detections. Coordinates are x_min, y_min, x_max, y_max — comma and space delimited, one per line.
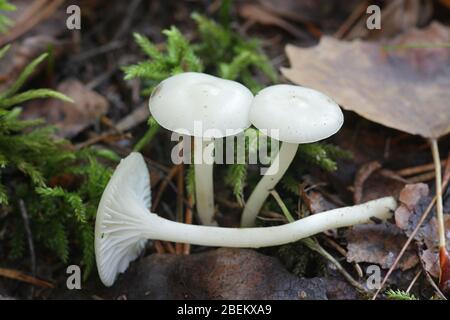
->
194, 137, 217, 226
241, 142, 298, 227
142, 197, 396, 247
431, 138, 446, 249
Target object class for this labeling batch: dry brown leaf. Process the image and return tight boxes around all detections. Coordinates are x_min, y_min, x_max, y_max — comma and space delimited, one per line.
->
395, 183, 430, 229
345, 0, 431, 40
420, 215, 450, 277
239, 3, 310, 40
0, 0, 65, 47
282, 22, 450, 139
346, 223, 418, 270
22, 79, 109, 138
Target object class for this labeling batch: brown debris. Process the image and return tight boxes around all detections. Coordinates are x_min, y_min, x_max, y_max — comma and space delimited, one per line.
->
346, 223, 418, 271
22, 79, 109, 138
282, 22, 450, 139
107, 248, 356, 300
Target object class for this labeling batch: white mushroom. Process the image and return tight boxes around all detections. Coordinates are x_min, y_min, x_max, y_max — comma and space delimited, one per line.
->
241, 85, 344, 227
95, 152, 396, 286
149, 72, 253, 225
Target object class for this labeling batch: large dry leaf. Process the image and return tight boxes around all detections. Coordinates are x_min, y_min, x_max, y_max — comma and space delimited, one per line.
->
22, 79, 109, 138
346, 223, 418, 270
282, 22, 450, 139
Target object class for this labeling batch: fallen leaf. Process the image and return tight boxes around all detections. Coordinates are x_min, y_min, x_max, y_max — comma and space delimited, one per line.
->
354, 161, 381, 204
239, 3, 310, 40
304, 190, 337, 213
0, 0, 65, 47
345, 0, 432, 40
395, 183, 429, 230
282, 22, 450, 139
419, 215, 450, 278
346, 223, 418, 270
22, 79, 109, 138
393, 184, 450, 278
105, 248, 357, 300
258, 0, 361, 30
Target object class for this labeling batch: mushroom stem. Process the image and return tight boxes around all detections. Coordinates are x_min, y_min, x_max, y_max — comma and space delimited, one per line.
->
138, 197, 396, 247
194, 137, 217, 226
241, 141, 298, 227
430, 139, 446, 250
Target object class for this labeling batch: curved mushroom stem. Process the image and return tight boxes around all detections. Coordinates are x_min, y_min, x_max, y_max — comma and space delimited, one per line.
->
194, 137, 217, 226
139, 197, 396, 247
241, 142, 298, 227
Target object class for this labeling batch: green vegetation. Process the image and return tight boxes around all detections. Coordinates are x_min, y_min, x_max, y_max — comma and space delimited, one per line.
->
386, 289, 418, 300
124, 5, 350, 205
0, 45, 115, 279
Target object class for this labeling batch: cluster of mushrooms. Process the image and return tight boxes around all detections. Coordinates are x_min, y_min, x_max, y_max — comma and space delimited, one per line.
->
95, 72, 397, 287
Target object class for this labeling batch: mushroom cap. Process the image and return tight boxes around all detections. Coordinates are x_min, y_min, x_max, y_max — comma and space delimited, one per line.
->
95, 152, 151, 287
250, 85, 344, 144
149, 72, 254, 138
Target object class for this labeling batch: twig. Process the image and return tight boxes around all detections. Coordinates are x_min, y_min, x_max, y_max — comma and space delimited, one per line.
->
69, 41, 124, 64
0, 0, 65, 47
406, 270, 422, 294
334, 0, 369, 39
112, 0, 143, 40
407, 171, 436, 183
154, 241, 165, 254
354, 161, 381, 204
322, 236, 364, 278
372, 196, 436, 300
419, 255, 447, 300
183, 195, 194, 255
162, 242, 176, 254
430, 139, 446, 253
19, 200, 36, 278
0, 268, 53, 288
19, 199, 36, 298
396, 160, 445, 177
151, 165, 181, 211
175, 164, 185, 255
75, 132, 131, 150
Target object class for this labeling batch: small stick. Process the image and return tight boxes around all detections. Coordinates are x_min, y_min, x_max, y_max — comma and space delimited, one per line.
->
372, 196, 436, 299
396, 160, 445, 177
430, 139, 446, 254
183, 195, 194, 255
407, 171, 436, 183
175, 164, 185, 255
152, 165, 181, 211
406, 270, 422, 294
323, 236, 364, 278
154, 241, 165, 254
162, 242, 176, 254
19, 200, 36, 278
0, 268, 53, 288
334, 0, 369, 39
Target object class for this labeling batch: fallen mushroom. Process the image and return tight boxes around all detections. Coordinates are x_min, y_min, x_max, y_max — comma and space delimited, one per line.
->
95, 152, 396, 286
241, 84, 343, 227
149, 72, 253, 225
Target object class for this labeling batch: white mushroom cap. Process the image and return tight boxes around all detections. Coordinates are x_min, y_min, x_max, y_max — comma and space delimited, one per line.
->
149, 72, 254, 138
250, 84, 344, 144
95, 152, 151, 287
